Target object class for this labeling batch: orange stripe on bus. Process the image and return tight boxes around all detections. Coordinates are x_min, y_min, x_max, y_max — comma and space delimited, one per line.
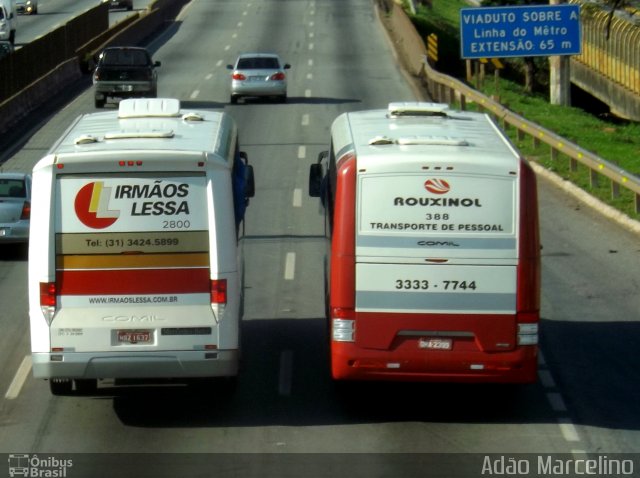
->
56, 253, 209, 270
57, 269, 210, 295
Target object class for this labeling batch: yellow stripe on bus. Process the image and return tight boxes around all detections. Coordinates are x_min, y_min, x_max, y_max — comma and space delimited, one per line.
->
56, 252, 210, 270
89, 182, 103, 213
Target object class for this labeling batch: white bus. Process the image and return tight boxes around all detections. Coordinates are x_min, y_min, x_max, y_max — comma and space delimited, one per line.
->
28, 98, 254, 395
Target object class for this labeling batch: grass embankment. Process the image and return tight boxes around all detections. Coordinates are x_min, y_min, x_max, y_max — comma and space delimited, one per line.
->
409, 0, 640, 220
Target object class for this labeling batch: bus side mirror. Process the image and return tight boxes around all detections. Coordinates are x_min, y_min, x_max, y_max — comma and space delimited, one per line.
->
309, 150, 328, 197
244, 165, 255, 198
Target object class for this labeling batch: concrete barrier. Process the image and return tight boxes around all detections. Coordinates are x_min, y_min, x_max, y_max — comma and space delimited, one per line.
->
0, 0, 190, 137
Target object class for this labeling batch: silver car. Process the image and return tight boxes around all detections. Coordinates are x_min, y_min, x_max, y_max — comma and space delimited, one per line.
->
227, 53, 290, 104
0, 172, 31, 244
16, 0, 38, 15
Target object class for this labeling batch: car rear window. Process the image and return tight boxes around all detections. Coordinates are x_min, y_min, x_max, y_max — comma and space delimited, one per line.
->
0, 179, 26, 198
237, 57, 280, 69
101, 49, 151, 66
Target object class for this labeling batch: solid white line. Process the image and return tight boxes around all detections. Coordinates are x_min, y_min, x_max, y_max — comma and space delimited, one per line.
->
284, 252, 296, 280
297, 145, 306, 159
558, 418, 580, 442
5, 355, 32, 400
301, 114, 310, 126
278, 350, 293, 396
293, 188, 303, 208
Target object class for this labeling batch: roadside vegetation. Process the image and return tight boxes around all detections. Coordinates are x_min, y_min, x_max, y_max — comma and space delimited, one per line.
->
407, 0, 640, 220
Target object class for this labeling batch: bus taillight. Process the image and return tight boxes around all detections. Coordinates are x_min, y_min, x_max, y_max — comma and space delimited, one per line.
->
211, 279, 227, 304
39, 282, 57, 324
331, 308, 355, 342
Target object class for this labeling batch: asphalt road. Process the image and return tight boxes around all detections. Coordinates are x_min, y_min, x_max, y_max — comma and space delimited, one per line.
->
0, 0, 638, 476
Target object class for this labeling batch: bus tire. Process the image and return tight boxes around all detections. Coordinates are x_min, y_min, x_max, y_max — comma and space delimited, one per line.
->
50, 378, 73, 396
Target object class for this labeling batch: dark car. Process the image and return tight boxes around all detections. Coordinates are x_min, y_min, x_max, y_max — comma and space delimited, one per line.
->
92, 46, 160, 108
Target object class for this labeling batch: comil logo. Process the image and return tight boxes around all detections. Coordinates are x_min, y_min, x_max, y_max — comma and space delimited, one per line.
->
74, 182, 120, 229
424, 178, 450, 195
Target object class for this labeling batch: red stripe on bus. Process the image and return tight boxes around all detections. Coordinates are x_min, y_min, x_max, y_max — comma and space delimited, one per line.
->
56, 269, 210, 295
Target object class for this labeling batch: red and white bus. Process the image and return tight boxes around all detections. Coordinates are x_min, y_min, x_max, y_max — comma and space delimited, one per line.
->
309, 102, 540, 383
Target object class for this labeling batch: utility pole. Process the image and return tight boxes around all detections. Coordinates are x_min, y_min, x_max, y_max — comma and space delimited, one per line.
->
549, 0, 571, 106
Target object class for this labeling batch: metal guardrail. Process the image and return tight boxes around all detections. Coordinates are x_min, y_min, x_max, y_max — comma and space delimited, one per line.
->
421, 59, 640, 216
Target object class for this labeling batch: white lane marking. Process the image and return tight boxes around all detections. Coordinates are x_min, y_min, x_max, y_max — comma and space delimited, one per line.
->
538, 350, 546, 366
205, 74, 213, 80
301, 114, 310, 126
284, 252, 296, 280
305, 89, 312, 98
293, 188, 303, 208
308, 43, 314, 51
216, 60, 223, 67
297, 145, 306, 159
558, 418, 580, 442
538, 369, 556, 389
278, 350, 293, 396
308, 59, 314, 67
306, 73, 313, 80
237, 22, 243, 27
5, 355, 32, 400
546, 392, 568, 412
190, 90, 200, 99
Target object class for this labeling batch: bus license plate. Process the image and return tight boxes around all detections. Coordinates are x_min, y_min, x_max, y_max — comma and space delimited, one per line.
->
117, 330, 152, 344
419, 338, 452, 350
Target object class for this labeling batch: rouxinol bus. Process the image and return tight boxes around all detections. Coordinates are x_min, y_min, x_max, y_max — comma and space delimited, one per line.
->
309, 102, 540, 383
28, 98, 255, 395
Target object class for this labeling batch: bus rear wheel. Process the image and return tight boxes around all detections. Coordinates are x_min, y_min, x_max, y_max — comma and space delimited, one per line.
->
49, 378, 73, 396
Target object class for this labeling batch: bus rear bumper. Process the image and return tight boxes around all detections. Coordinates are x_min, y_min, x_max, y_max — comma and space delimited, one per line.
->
330, 343, 538, 384
32, 350, 239, 380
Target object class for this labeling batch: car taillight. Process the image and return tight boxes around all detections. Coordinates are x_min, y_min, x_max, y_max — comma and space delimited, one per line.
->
211, 279, 227, 304
20, 201, 30, 220
232, 73, 246, 81
270, 72, 286, 81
